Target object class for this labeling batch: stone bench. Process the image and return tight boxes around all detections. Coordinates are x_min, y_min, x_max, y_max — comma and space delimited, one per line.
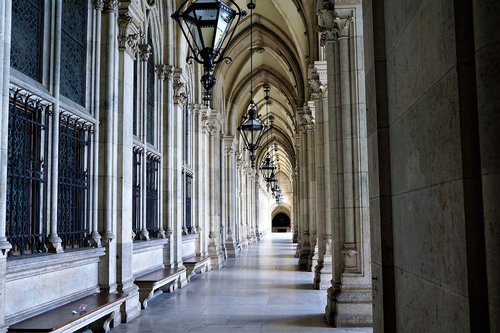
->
134, 266, 186, 309
183, 255, 211, 281
8, 293, 127, 333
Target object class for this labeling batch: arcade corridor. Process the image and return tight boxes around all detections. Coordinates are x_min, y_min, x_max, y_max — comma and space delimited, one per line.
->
110, 233, 372, 333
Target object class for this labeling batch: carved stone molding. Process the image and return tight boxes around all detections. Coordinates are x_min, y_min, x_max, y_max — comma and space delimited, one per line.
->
201, 115, 211, 135
138, 44, 151, 62
118, 13, 144, 55
318, 9, 339, 45
155, 64, 174, 81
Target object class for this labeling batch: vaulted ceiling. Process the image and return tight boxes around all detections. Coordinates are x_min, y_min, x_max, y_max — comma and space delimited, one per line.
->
213, 0, 320, 201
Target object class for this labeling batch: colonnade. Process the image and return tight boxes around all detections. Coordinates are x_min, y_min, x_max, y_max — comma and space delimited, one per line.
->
293, 4, 373, 327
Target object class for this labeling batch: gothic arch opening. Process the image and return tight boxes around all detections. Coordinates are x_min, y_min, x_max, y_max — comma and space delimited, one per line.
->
272, 212, 291, 233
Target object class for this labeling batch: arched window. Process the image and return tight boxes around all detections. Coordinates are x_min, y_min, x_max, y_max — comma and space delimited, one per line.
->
10, 0, 44, 81
57, 114, 93, 249
60, 0, 88, 106
6, 90, 50, 256
146, 29, 155, 144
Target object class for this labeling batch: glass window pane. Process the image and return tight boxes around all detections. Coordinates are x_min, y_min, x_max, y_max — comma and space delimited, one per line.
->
10, 0, 43, 81
60, 0, 88, 106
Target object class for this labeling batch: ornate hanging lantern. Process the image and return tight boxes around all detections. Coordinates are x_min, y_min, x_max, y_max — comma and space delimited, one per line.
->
172, 0, 245, 104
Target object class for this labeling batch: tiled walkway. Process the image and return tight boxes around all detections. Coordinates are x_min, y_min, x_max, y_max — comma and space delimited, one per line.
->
111, 233, 372, 333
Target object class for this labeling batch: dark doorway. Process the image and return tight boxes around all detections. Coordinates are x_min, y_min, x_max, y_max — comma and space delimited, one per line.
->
272, 213, 291, 232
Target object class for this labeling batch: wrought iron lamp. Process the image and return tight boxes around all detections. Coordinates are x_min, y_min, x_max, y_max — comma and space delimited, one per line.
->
260, 85, 276, 180
172, 0, 245, 105
238, 0, 265, 168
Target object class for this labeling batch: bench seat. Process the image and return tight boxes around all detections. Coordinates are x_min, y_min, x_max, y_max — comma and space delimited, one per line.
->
8, 293, 127, 333
134, 266, 186, 309
183, 255, 211, 281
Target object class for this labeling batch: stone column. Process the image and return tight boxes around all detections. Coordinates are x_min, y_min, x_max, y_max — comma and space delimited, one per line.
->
207, 113, 226, 269
296, 119, 310, 270
224, 136, 240, 257
46, 0, 64, 253
172, 71, 187, 276
137, 43, 151, 240
304, 108, 317, 271
254, 174, 261, 241
88, 0, 104, 248
200, 107, 211, 256
191, 104, 205, 255
236, 153, 247, 247
97, 0, 119, 295
310, 62, 332, 290
320, 8, 372, 327
0, 1, 12, 331
291, 167, 299, 244
473, 1, 500, 330
113, 7, 144, 322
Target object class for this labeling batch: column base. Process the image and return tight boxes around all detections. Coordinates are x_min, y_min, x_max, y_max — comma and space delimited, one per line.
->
117, 282, 141, 323
225, 239, 241, 258
298, 245, 311, 271
178, 268, 189, 288
313, 255, 332, 290
208, 241, 226, 270
309, 242, 318, 272
325, 285, 373, 327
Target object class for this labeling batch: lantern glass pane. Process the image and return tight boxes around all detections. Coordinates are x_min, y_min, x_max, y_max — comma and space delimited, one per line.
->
214, 6, 235, 52
184, 20, 204, 51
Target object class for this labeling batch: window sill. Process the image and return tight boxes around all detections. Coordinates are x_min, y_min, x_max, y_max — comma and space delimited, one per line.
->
7, 247, 106, 282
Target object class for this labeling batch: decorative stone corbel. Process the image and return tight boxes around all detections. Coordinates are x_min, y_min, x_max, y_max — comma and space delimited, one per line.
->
317, 8, 339, 46
173, 79, 188, 105
308, 69, 324, 101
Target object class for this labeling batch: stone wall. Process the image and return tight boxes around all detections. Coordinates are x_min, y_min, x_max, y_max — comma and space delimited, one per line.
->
364, 0, 499, 332
5, 248, 104, 325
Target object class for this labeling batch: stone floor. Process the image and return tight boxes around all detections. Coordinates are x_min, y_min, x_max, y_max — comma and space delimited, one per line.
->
111, 233, 373, 333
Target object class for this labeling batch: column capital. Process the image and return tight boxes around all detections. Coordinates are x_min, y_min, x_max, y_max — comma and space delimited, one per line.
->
317, 10, 354, 45
103, 0, 119, 12
93, 0, 104, 10
336, 15, 354, 39
138, 44, 151, 62
189, 103, 202, 115
155, 64, 174, 81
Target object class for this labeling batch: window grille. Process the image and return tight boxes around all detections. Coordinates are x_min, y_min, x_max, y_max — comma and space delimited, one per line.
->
145, 155, 160, 237
185, 173, 193, 233
10, 0, 43, 81
146, 31, 155, 144
132, 147, 142, 238
57, 113, 92, 249
60, 0, 87, 106
6, 89, 50, 256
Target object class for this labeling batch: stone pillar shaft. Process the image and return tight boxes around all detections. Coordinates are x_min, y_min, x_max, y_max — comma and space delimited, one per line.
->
46, 0, 63, 253
0, 1, 12, 332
